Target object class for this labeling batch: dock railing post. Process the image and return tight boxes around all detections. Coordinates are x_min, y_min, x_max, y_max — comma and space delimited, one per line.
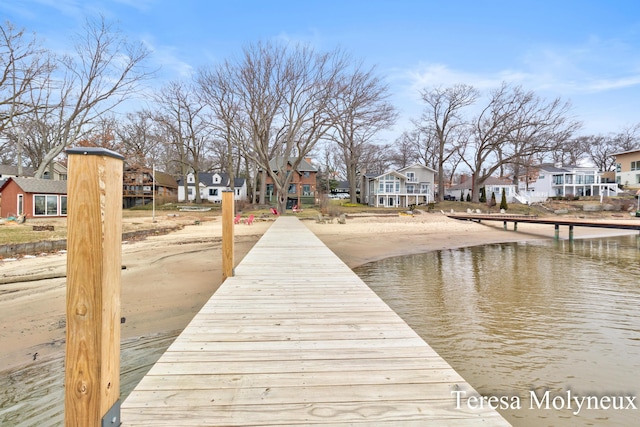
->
65, 147, 124, 427
554, 224, 560, 240
222, 190, 234, 280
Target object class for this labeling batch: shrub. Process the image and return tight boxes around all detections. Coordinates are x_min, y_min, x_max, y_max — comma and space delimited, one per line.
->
500, 188, 508, 210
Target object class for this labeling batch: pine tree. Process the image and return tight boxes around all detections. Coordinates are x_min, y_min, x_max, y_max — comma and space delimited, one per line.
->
500, 188, 508, 210
479, 187, 486, 203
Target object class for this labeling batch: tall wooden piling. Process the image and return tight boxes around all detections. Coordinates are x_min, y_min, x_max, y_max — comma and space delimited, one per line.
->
222, 190, 234, 280
65, 147, 124, 427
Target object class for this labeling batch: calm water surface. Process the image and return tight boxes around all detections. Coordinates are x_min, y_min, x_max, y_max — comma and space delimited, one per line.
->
354, 235, 640, 427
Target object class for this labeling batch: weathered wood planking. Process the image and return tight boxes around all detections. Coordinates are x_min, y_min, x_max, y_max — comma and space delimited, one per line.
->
121, 216, 511, 426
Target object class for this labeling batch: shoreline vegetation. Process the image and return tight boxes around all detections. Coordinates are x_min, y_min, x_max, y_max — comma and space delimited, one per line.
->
0, 202, 638, 375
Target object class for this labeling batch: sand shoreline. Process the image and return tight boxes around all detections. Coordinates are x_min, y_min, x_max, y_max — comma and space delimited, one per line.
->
1, 212, 638, 374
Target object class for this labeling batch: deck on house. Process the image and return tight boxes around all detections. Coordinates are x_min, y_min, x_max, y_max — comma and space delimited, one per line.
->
121, 216, 511, 426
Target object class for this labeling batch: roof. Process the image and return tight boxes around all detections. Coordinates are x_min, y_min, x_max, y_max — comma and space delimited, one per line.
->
268, 157, 317, 173
535, 163, 600, 173
153, 171, 178, 188
612, 148, 640, 157
449, 176, 515, 190
0, 177, 67, 194
0, 165, 35, 177
398, 163, 437, 174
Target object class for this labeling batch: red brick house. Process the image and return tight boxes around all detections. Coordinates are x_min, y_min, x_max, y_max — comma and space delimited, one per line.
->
0, 177, 68, 218
264, 157, 318, 209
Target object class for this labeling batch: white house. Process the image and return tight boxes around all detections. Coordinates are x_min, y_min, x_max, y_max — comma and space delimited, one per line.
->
361, 163, 435, 208
518, 163, 618, 201
447, 176, 517, 203
177, 172, 247, 203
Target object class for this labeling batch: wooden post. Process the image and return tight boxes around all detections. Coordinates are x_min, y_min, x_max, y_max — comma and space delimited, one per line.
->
65, 147, 124, 427
222, 190, 234, 280
554, 223, 560, 240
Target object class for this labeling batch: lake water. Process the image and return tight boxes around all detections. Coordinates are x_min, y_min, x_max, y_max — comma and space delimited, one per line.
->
354, 234, 640, 427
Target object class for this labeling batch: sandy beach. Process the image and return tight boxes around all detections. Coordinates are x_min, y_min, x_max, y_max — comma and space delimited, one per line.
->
1, 211, 638, 374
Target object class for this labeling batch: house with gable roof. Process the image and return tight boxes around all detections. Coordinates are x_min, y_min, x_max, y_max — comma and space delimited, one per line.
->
263, 157, 318, 208
361, 163, 435, 208
0, 177, 68, 218
177, 172, 247, 203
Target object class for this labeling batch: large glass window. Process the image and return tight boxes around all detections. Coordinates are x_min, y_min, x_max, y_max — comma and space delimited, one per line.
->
303, 184, 311, 196
209, 188, 218, 196
288, 184, 296, 194
60, 196, 67, 215
34, 195, 59, 216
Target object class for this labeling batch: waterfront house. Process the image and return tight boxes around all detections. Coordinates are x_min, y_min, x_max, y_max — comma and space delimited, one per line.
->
447, 176, 517, 203
613, 149, 640, 189
0, 177, 67, 218
263, 157, 318, 208
123, 166, 178, 208
361, 163, 435, 208
177, 172, 247, 203
519, 163, 618, 201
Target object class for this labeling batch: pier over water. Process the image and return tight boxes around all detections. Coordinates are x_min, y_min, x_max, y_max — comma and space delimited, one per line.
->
121, 216, 510, 426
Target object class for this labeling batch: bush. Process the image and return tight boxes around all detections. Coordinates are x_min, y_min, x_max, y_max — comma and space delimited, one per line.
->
466, 193, 471, 202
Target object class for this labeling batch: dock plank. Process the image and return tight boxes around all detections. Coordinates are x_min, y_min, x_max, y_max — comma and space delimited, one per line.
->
121, 217, 511, 426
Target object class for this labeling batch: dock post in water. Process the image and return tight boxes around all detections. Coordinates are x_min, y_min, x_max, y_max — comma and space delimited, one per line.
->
554, 223, 560, 240
222, 190, 234, 280
64, 147, 124, 427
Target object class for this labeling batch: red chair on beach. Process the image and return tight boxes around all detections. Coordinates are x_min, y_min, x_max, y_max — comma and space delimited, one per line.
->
270, 207, 279, 216
245, 214, 255, 225
234, 214, 241, 224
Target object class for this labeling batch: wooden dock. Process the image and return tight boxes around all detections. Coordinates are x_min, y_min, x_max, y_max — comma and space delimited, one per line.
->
447, 212, 640, 240
121, 216, 511, 426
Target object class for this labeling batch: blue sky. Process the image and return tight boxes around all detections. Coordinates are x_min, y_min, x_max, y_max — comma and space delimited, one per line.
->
3, 0, 640, 141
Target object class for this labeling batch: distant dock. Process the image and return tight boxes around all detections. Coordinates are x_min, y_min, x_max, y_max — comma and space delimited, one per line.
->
447, 213, 640, 241
121, 216, 511, 426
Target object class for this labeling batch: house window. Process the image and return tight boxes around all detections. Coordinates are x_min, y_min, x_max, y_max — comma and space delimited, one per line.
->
17, 194, 24, 216
209, 188, 218, 196
553, 175, 564, 185
303, 184, 311, 196
236, 188, 241, 196
406, 172, 416, 182
34, 195, 60, 216
636, 174, 640, 184
616, 163, 622, 173
288, 184, 296, 194
60, 196, 67, 215
421, 184, 430, 194
631, 161, 640, 171
407, 184, 415, 194
188, 188, 194, 196
303, 171, 310, 178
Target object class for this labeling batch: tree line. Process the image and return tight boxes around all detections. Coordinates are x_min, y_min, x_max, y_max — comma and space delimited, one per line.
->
2, 18, 639, 211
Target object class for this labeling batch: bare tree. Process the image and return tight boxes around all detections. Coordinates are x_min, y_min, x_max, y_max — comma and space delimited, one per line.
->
24, 16, 151, 178
153, 80, 211, 203
1, 21, 54, 173
326, 64, 397, 203
418, 84, 478, 201
197, 61, 251, 198
463, 83, 578, 202
230, 42, 347, 213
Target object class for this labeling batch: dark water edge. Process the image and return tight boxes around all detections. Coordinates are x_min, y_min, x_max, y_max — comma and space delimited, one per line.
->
0, 331, 179, 426
354, 234, 640, 427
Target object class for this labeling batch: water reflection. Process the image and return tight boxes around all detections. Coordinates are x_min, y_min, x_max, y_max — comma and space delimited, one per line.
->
355, 235, 640, 427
